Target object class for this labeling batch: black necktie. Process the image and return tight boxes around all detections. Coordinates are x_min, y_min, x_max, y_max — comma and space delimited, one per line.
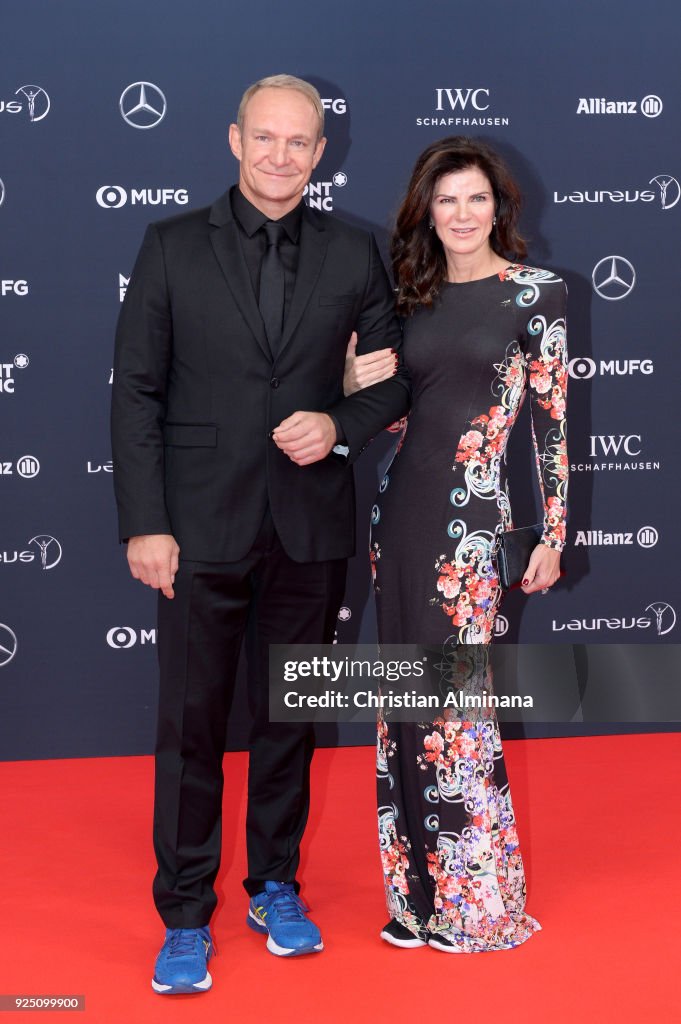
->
259, 220, 286, 357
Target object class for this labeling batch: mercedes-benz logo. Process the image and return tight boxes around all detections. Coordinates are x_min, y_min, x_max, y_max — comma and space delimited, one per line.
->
119, 82, 167, 129
592, 256, 636, 301
29, 535, 63, 570
0, 623, 18, 667
645, 602, 676, 636
650, 174, 680, 210
15, 85, 50, 122
0, 178, 5, 207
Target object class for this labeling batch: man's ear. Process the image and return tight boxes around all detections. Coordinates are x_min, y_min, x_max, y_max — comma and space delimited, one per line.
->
311, 136, 327, 170
228, 123, 242, 160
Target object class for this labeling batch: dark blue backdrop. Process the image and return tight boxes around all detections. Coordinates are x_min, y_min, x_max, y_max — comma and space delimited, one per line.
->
1, 0, 679, 759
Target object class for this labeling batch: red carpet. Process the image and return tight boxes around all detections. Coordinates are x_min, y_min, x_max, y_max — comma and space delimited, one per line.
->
1, 735, 679, 1022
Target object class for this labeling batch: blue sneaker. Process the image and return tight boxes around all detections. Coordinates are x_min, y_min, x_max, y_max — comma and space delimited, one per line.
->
151, 926, 214, 994
247, 881, 323, 956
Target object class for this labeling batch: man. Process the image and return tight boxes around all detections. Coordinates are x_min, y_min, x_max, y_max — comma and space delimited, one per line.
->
111, 74, 409, 995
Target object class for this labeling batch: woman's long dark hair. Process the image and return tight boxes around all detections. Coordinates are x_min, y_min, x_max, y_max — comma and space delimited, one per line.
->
392, 136, 527, 316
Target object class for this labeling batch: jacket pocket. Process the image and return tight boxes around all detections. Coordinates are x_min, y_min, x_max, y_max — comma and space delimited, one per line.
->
163, 423, 218, 447
318, 293, 358, 306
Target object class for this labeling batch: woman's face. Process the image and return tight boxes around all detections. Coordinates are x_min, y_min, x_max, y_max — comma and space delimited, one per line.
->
430, 166, 496, 263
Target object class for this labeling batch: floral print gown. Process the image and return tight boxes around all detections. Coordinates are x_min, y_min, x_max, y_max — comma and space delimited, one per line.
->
372, 265, 568, 950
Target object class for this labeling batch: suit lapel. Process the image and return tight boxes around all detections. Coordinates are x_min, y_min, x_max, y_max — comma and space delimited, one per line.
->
278, 211, 328, 359
208, 192, 271, 360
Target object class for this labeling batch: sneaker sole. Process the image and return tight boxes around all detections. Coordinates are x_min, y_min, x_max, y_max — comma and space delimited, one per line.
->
428, 937, 465, 953
379, 929, 427, 949
246, 909, 323, 957
151, 971, 212, 994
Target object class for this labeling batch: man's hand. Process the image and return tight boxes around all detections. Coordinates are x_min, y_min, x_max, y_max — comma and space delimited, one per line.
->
272, 412, 337, 466
343, 331, 397, 396
127, 534, 180, 599
520, 543, 562, 596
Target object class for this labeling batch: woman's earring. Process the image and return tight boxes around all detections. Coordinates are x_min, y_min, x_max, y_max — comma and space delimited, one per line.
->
493, 216, 497, 226
428, 218, 434, 229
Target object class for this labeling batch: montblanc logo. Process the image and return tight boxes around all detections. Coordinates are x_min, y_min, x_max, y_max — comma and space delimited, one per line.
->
574, 526, 658, 548
417, 87, 509, 128
568, 357, 653, 379
303, 172, 347, 212
119, 273, 129, 302
576, 94, 663, 117
106, 627, 157, 648
337, 606, 352, 622
0, 85, 50, 122
553, 601, 675, 636
0, 535, 62, 569
554, 174, 679, 210
0, 354, 29, 394
96, 186, 189, 209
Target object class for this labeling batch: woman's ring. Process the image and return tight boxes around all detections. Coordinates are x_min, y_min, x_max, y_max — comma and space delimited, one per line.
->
541, 587, 549, 595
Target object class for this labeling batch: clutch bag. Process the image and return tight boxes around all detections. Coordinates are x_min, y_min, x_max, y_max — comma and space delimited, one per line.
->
496, 524, 545, 591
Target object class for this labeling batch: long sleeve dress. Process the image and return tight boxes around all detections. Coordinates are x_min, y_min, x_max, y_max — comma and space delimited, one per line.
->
371, 264, 568, 950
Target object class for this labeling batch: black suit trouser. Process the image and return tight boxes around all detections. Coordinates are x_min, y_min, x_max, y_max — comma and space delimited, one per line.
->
152, 508, 347, 927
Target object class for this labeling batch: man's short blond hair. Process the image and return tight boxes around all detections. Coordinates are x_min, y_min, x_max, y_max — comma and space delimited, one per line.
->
236, 74, 325, 141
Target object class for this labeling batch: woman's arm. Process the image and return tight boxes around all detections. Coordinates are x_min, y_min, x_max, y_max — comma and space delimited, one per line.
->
521, 276, 568, 594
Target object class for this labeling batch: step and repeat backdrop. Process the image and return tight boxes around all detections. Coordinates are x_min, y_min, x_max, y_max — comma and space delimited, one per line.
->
2, 0, 679, 758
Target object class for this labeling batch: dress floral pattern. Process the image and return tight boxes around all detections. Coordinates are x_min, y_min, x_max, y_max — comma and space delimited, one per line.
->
372, 265, 568, 950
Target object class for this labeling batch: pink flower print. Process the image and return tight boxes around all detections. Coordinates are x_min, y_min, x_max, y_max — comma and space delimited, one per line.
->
423, 731, 444, 761
529, 359, 552, 395
455, 429, 484, 463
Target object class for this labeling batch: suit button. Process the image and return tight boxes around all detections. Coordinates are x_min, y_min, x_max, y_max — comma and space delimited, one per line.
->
270, 377, 280, 389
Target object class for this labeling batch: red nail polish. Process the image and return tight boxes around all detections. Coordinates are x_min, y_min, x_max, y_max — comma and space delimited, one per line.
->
522, 578, 529, 585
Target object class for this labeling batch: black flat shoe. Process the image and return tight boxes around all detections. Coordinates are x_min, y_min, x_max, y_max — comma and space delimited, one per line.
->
379, 919, 427, 948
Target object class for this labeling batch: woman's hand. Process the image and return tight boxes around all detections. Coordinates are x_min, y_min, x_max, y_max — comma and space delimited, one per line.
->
521, 543, 562, 595
343, 332, 397, 396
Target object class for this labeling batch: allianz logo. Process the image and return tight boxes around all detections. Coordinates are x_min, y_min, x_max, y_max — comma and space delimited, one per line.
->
574, 526, 657, 548
576, 95, 662, 117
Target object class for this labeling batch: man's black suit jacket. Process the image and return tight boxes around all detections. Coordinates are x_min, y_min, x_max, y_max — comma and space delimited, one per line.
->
111, 190, 410, 563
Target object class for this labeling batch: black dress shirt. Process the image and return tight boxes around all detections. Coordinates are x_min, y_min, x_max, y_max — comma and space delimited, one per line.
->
230, 185, 345, 447
230, 186, 302, 325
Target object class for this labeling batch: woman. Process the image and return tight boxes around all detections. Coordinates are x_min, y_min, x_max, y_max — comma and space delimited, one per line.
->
345, 137, 567, 952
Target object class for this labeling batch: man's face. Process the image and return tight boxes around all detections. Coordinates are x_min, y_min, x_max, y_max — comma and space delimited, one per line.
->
229, 88, 326, 218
